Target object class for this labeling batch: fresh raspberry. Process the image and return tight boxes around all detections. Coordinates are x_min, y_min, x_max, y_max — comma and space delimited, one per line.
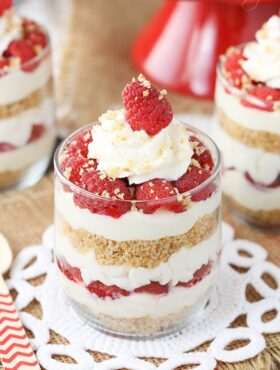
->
61, 157, 97, 186
28, 124, 45, 143
173, 166, 214, 201
74, 170, 132, 218
224, 49, 248, 89
0, 143, 17, 152
177, 262, 211, 288
122, 76, 173, 135
57, 260, 83, 284
245, 172, 280, 189
135, 178, 185, 214
190, 135, 214, 171
5, 40, 37, 72
87, 281, 130, 299
241, 85, 280, 112
22, 18, 38, 32
25, 30, 47, 49
134, 282, 168, 295
0, 0, 12, 16
66, 128, 93, 158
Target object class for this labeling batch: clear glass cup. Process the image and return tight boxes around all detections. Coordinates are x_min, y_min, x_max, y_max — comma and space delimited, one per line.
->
214, 50, 280, 228
0, 29, 56, 191
54, 123, 222, 338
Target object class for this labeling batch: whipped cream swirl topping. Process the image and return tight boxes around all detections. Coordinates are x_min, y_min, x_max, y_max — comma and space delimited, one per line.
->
0, 9, 22, 55
241, 15, 280, 89
88, 109, 193, 184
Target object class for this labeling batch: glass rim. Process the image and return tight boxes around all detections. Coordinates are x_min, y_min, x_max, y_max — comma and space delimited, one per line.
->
54, 121, 221, 204
216, 44, 279, 104
2, 22, 51, 73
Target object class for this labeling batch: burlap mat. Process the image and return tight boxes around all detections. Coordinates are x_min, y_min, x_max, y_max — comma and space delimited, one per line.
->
0, 172, 279, 370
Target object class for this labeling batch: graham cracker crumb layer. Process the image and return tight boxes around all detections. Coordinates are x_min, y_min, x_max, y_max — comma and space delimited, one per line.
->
224, 194, 280, 227
62, 210, 219, 268
0, 168, 27, 189
0, 78, 53, 119
218, 109, 280, 155
95, 309, 189, 335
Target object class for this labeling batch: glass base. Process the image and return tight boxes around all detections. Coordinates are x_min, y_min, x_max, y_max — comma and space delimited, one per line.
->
68, 290, 212, 340
223, 195, 280, 233
0, 154, 52, 192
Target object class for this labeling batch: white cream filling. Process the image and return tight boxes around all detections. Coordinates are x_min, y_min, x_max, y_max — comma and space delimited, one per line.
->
0, 55, 52, 105
0, 97, 55, 146
214, 124, 280, 185
55, 186, 220, 242
215, 80, 280, 135
59, 268, 217, 318
0, 128, 55, 172
223, 170, 280, 211
88, 111, 193, 184
55, 230, 220, 291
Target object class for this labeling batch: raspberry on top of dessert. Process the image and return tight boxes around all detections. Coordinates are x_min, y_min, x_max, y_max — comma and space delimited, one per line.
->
221, 15, 280, 112
59, 75, 217, 219
0, 0, 48, 75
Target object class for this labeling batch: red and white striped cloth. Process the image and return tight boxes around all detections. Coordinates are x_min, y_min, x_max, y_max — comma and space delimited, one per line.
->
0, 277, 40, 370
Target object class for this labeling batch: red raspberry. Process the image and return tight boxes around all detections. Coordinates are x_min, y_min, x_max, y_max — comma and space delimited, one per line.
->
134, 282, 168, 295
0, 143, 17, 152
61, 157, 97, 186
74, 170, 132, 218
190, 136, 214, 171
224, 49, 248, 89
177, 262, 211, 288
25, 30, 47, 49
241, 86, 280, 112
57, 260, 83, 284
135, 178, 185, 214
28, 124, 45, 143
66, 128, 93, 158
122, 76, 173, 136
87, 281, 130, 299
173, 166, 214, 201
0, 0, 12, 16
5, 40, 37, 72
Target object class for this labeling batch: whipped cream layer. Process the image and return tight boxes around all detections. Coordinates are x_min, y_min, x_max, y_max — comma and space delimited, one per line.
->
223, 170, 280, 211
0, 55, 52, 105
56, 185, 220, 241
241, 15, 280, 88
88, 110, 193, 184
59, 268, 216, 318
0, 97, 54, 146
56, 230, 219, 291
216, 80, 280, 135
0, 9, 22, 54
0, 128, 55, 172
214, 124, 280, 185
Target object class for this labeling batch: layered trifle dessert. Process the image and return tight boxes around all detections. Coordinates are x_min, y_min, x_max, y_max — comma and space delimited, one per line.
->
214, 15, 280, 227
0, 1, 55, 190
54, 75, 221, 336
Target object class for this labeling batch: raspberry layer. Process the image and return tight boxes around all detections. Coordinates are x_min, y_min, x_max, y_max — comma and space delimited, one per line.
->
55, 183, 220, 242
58, 267, 217, 319
0, 128, 55, 173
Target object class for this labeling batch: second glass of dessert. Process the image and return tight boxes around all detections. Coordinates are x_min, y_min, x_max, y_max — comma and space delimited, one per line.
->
54, 75, 221, 338
214, 15, 280, 228
0, 1, 55, 190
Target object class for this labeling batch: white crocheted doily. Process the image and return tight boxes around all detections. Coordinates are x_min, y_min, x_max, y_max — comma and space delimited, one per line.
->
7, 223, 280, 370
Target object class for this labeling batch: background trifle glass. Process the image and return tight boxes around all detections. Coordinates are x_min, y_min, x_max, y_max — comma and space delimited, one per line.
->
54, 120, 221, 338
214, 15, 280, 228
0, 4, 55, 190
